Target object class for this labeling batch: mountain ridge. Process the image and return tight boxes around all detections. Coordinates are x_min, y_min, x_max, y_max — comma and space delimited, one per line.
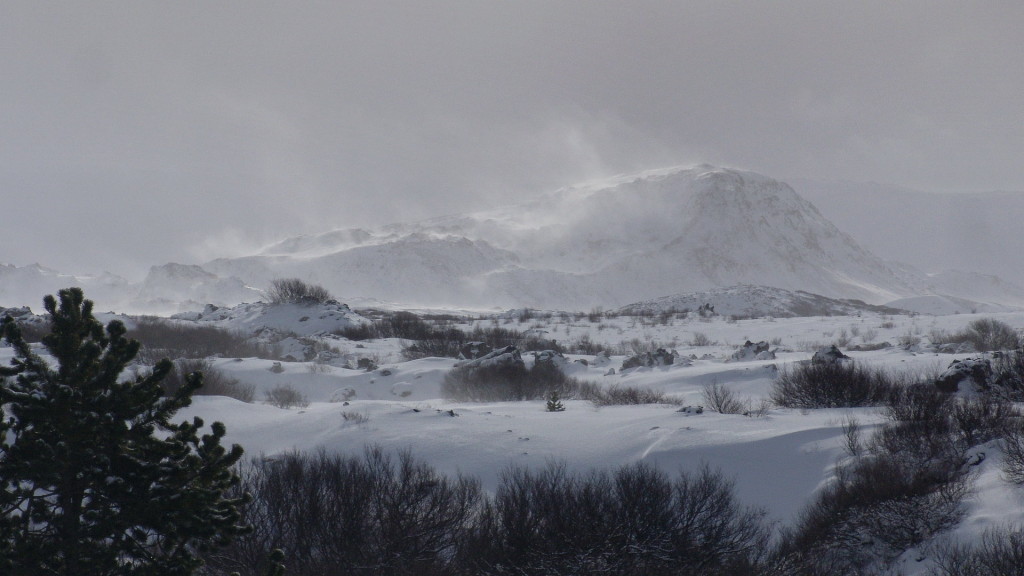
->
3, 165, 1022, 313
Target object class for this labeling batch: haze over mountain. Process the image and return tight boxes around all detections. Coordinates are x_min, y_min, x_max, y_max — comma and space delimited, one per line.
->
201, 166, 1022, 311
791, 178, 1024, 288
3, 166, 1022, 313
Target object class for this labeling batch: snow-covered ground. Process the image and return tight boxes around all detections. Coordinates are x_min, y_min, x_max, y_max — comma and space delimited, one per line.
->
4, 306, 1024, 573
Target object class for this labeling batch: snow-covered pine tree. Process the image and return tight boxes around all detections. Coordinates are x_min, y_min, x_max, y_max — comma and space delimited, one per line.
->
546, 391, 565, 412
0, 288, 249, 576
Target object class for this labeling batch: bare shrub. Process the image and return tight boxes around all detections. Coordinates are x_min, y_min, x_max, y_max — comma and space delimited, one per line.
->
208, 448, 481, 576
780, 450, 969, 573
266, 278, 333, 305
131, 316, 274, 360
441, 353, 578, 402
931, 525, 1024, 576
340, 410, 369, 425
690, 332, 714, 346
306, 359, 333, 374
842, 415, 863, 457
160, 358, 255, 403
1003, 422, 1024, 485
964, 318, 1020, 351
990, 349, 1024, 401
931, 318, 1021, 352
771, 361, 899, 409
591, 384, 681, 407
702, 380, 748, 414
465, 462, 769, 576
898, 331, 922, 348
265, 383, 309, 409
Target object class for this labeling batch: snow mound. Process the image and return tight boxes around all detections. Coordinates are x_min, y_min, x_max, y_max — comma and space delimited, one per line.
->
620, 285, 905, 318
173, 300, 368, 338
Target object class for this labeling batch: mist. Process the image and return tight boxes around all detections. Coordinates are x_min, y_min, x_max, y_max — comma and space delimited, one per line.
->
2, 1, 1022, 278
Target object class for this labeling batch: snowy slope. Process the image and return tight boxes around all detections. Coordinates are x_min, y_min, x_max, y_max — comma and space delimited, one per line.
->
197, 166, 935, 310
619, 285, 907, 318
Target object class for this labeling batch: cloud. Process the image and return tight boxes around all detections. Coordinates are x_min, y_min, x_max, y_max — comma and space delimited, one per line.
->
1, 1, 1022, 276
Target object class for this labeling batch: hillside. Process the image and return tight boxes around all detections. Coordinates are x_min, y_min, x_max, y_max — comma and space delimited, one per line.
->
199, 166, 940, 310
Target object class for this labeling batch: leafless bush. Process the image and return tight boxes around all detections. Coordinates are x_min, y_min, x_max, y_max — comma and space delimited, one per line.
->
780, 450, 969, 574
990, 349, 1024, 401
777, 378, 999, 573
899, 331, 922, 348
842, 415, 863, 457
131, 317, 274, 360
465, 462, 770, 576
702, 380, 748, 414
442, 354, 577, 402
266, 278, 333, 305
590, 384, 682, 407
340, 410, 369, 425
565, 333, 607, 355
207, 448, 481, 576
306, 359, 333, 374
265, 383, 309, 409
930, 318, 1021, 352
931, 525, 1024, 576
1003, 422, 1024, 485
690, 332, 714, 346
160, 358, 255, 403
771, 361, 901, 409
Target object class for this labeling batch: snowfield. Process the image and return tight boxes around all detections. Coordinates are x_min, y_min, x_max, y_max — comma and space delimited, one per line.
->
4, 291, 1024, 573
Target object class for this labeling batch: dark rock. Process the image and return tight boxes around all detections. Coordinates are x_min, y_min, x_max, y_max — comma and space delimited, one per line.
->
621, 348, 675, 370
812, 345, 851, 365
459, 341, 493, 360
730, 341, 775, 362
935, 357, 993, 393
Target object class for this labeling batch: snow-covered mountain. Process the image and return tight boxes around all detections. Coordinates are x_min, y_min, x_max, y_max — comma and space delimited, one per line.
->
5, 166, 1023, 313
618, 285, 907, 319
200, 166, 934, 309
0, 263, 132, 311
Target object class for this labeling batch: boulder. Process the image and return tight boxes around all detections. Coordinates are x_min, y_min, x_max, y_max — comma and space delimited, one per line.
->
729, 341, 775, 362
459, 341, 493, 360
812, 345, 851, 365
455, 345, 524, 371
935, 357, 993, 393
621, 348, 675, 370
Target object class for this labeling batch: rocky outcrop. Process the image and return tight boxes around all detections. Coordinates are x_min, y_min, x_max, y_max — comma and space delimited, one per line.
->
729, 341, 775, 362
622, 348, 675, 370
812, 345, 851, 364
459, 341, 493, 360
935, 357, 993, 393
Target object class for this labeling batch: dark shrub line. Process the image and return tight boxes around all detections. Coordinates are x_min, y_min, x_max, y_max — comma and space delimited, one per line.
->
266, 278, 334, 305
777, 382, 1022, 574
770, 360, 911, 409
205, 450, 770, 576
130, 316, 276, 360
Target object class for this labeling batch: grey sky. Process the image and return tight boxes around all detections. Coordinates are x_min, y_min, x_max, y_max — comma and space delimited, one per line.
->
2, 1, 1022, 278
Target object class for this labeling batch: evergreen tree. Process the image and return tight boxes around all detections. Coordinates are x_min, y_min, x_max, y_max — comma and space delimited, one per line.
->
545, 390, 565, 412
0, 288, 249, 575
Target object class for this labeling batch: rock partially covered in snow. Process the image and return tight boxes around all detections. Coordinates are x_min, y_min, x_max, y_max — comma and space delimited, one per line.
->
621, 348, 675, 370
455, 345, 523, 371
729, 341, 775, 362
811, 345, 851, 364
532, 349, 567, 367
935, 357, 993, 393
174, 300, 368, 338
459, 341, 493, 360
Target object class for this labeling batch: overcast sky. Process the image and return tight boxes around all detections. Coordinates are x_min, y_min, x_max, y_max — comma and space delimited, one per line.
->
2, 1, 1022, 278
